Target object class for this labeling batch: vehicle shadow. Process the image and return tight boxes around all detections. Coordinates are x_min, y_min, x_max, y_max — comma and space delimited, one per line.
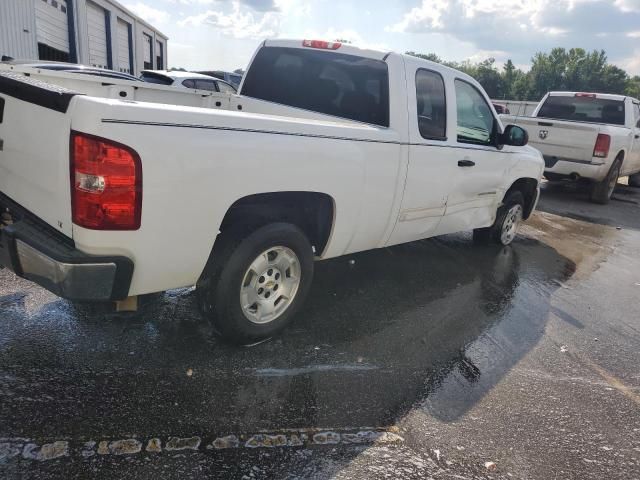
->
0, 232, 575, 443
537, 178, 640, 231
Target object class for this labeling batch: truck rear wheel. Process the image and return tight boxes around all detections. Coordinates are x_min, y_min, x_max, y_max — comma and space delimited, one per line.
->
196, 223, 314, 345
628, 172, 640, 188
473, 191, 524, 246
590, 158, 621, 204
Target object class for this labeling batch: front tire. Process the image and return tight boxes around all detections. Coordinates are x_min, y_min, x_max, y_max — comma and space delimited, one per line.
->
473, 191, 525, 246
197, 223, 314, 345
590, 158, 621, 204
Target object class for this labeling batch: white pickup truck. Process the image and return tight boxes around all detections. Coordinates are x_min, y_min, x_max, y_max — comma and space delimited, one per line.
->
0, 39, 543, 343
502, 92, 640, 204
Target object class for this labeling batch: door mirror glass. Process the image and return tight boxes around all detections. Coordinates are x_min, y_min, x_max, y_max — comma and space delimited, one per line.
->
501, 124, 528, 147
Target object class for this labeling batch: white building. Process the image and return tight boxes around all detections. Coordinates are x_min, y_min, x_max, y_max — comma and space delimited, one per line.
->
0, 0, 168, 75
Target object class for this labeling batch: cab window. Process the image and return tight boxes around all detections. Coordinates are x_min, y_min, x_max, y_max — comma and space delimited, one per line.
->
415, 69, 446, 140
455, 79, 495, 146
241, 46, 390, 127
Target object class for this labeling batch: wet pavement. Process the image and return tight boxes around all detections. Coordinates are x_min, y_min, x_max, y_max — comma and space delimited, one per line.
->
1, 180, 640, 479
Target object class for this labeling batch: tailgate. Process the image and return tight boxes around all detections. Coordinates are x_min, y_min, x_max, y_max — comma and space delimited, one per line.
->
507, 116, 599, 163
0, 71, 77, 237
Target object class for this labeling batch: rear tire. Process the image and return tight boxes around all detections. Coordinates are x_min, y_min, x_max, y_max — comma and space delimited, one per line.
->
473, 191, 525, 246
628, 172, 640, 188
196, 223, 314, 345
590, 158, 621, 204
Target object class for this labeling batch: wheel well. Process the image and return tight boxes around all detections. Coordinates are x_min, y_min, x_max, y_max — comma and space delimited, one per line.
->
219, 192, 335, 256
505, 178, 538, 219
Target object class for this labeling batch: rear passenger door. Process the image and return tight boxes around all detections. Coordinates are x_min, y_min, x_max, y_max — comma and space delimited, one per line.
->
387, 68, 458, 245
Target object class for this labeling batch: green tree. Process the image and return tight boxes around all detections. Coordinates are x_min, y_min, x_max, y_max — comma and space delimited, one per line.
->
405, 51, 442, 63
474, 58, 504, 98
502, 60, 516, 96
626, 76, 640, 98
405, 47, 633, 101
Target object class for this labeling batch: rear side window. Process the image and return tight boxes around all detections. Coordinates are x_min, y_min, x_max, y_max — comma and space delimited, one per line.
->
195, 79, 217, 91
538, 96, 626, 125
242, 46, 390, 127
182, 79, 196, 88
415, 69, 446, 140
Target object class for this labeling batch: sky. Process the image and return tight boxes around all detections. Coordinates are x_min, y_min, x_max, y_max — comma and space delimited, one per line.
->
123, 0, 640, 75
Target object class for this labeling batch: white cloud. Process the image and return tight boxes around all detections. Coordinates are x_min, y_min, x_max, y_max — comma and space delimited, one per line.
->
179, 1, 280, 38
177, 0, 310, 38
124, 2, 171, 25
617, 49, 640, 75
165, 0, 209, 5
614, 0, 640, 11
388, 0, 640, 66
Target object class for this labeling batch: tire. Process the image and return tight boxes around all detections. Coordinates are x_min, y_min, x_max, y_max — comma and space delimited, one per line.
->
628, 172, 640, 188
196, 222, 314, 345
590, 158, 621, 204
473, 191, 525, 246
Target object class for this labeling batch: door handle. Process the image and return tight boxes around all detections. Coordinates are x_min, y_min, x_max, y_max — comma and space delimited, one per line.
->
635, 134, 640, 139
458, 159, 476, 167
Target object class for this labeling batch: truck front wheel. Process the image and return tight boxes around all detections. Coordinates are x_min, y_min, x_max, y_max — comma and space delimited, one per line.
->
196, 223, 314, 345
473, 191, 525, 246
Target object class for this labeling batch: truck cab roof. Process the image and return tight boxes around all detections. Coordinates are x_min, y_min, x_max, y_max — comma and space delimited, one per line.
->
547, 91, 629, 102
261, 38, 481, 90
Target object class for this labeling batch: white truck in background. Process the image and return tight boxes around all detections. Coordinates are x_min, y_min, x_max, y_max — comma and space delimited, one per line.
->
0, 39, 543, 344
502, 92, 640, 204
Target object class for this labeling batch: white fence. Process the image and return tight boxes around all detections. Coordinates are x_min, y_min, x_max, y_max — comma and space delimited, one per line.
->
491, 100, 540, 117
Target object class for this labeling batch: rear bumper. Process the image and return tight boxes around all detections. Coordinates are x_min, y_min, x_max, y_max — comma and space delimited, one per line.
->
0, 193, 133, 301
543, 155, 609, 181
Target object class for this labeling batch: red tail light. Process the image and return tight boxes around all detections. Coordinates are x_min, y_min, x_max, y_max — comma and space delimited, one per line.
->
575, 92, 596, 98
70, 131, 142, 230
593, 133, 611, 158
302, 39, 341, 50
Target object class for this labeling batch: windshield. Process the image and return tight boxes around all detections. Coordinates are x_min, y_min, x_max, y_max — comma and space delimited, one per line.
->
537, 95, 625, 125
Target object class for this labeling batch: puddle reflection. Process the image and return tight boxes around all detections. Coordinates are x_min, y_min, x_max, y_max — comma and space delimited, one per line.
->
0, 233, 575, 438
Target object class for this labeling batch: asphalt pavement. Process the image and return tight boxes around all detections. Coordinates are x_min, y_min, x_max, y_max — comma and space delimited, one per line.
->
1, 179, 639, 479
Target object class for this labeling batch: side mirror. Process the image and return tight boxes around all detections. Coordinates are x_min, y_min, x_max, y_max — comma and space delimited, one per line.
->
500, 124, 528, 147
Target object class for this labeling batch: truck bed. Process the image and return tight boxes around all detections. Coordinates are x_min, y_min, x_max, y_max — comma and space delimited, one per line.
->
501, 114, 604, 167
0, 63, 232, 111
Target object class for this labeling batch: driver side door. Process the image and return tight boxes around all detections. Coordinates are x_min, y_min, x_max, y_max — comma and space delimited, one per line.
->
630, 101, 640, 172
436, 79, 510, 235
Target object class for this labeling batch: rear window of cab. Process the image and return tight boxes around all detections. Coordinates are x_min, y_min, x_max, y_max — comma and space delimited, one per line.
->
241, 47, 390, 127
538, 95, 626, 126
